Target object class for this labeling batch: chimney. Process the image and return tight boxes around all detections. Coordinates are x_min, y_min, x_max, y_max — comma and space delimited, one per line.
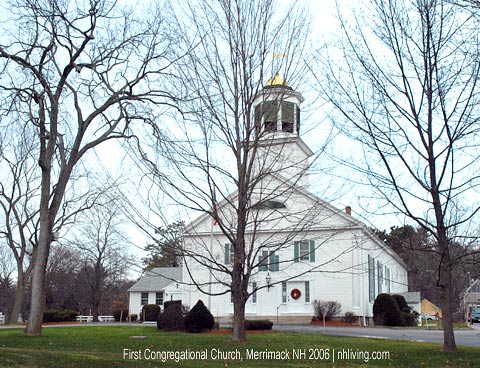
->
345, 206, 351, 216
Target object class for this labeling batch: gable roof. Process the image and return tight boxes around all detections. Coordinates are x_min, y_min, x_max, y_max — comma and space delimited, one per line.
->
184, 172, 359, 234
128, 267, 183, 292
399, 291, 421, 304
183, 171, 408, 269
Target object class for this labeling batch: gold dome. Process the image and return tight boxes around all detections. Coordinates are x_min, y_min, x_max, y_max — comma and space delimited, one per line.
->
265, 72, 289, 87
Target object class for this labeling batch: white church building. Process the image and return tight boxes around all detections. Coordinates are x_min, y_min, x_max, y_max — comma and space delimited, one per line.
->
129, 74, 408, 324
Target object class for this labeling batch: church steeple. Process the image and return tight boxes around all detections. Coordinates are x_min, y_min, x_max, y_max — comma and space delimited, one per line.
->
252, 73, 312, 189
253, 73, 304, 138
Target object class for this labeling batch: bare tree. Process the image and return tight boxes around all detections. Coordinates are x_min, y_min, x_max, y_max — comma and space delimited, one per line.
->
0, 244, 15, 321
318, 0, 480, 351
133, 0, 356, 342
45, 244, 81, 310
69, 203, 131, 322
0, 0, 175, 335
0, 125, 38, 324
0, 120, 127, 323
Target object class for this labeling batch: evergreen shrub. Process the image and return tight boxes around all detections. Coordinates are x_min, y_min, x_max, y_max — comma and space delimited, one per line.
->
184, 300, 214, 333
373, 293, 401, 326
43, 309, 79, 322
141, 304, 161, 321
245, 320, 273, 330
157, 303, 184, 330
392, 294, 418, 326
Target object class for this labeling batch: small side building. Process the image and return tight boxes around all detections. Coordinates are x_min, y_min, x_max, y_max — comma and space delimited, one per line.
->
464, 279, 480, 311
128, 267, 183, 316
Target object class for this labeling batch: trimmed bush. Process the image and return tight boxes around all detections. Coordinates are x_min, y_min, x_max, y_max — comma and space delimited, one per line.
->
157, 303, 184, 330
113, 309, 129, 322
43, 309, 79, 322
141, 304, 161, 321
343, 312, 357, 324
184, 300, 214, 333
373, 293, 401, 326
392, 294, 417, 327
245, 320, 273, 330
392, 295, 410, 313
163, 300, 182, 310
401, 311, 418, 326
130, 314, 138, 322
312, 300, 342, 321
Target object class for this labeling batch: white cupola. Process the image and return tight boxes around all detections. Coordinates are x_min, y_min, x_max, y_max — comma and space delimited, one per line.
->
253, 72, 304, 137
252, 73, 313, 189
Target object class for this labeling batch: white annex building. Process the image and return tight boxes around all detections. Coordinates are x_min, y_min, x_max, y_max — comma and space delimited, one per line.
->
129, 74, 408, 324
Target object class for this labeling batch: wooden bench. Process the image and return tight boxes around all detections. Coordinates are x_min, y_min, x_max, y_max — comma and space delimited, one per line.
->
76, 315, 115, 323
76, 315, 92, 322
98, 315, 115, 322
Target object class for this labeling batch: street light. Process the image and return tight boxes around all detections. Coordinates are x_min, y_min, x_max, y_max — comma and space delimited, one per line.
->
266, 272, 272, 291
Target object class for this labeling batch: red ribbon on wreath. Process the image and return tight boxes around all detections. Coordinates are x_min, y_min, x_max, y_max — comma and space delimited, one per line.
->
290, 288, 301, 300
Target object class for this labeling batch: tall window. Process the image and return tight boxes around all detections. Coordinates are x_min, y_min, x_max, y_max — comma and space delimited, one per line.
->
305, 281, 310, 303
141, 292, 148, 305
294, 240, 315, 262
377, 261, 383, 294
258, 250, 279, 272
282, 282, 287, 303
368, 255, 375, 302
385, 266, 391, 293
156, 292, 164, 306
224, 244, 234, 265
252, 282, 257, 304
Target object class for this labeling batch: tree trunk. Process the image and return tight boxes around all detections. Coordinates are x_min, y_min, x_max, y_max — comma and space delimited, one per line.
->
25, 228, 50, 335
8, 270, 26, 324
440, 259, 456, 351
231, 236, 247, 342
25, 108, 52, 335
232, 293, 246, 342
92, 302, 100, 323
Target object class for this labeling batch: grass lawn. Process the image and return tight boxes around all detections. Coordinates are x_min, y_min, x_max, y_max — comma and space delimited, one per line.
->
0, 325, 478, 367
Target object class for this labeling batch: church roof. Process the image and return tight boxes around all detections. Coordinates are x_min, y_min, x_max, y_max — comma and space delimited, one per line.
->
265, 72, 290, 88
182, 171, 408, 270
128, 267, 183, 292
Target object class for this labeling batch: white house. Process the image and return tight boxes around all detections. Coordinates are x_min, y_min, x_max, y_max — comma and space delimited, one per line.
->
128, 267, 183, 316
129, 74, 408, 325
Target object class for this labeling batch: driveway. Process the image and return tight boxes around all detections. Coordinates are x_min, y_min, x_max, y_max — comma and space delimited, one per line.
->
273, 324, 480, 348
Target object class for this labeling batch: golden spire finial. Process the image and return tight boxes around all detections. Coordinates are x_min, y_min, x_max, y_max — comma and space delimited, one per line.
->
265, 72, 289, 87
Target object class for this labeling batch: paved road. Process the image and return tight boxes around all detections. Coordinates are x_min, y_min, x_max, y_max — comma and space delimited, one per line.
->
273, 323, 480, 348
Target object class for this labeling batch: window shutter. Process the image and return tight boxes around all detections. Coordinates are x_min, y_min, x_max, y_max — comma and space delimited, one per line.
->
296, 105, 300, 133
254, 105, 261, 126
309, 240, 315, 262
224, 244, 230, 264
258, 256, 263, 271
294, 241, 299, 262
259, 251, 268, 271
272, 254, 280, 271
269, 252, 275, 271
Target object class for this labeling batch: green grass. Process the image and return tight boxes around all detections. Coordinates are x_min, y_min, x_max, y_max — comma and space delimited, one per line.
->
0, 326, 478, 367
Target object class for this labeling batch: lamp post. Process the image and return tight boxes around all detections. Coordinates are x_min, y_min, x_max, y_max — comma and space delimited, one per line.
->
266, 272, 272, 291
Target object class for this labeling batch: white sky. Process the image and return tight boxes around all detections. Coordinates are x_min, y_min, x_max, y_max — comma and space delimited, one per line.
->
88, 0, 393, 272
